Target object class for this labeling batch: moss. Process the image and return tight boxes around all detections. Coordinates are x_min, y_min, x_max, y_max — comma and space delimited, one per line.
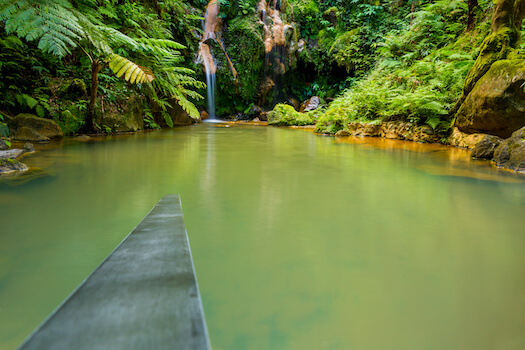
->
314, 108, 348, 134
214, 15, 265, 115
267, 104, 316, 126
462, 26, 517, 97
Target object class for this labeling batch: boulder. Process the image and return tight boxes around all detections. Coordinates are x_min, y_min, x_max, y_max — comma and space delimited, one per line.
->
455, 60, 525, 138
259, 112, 268, 121
0, 149, 24, 159
200, 110, 209, 120
267, 104, 316, 126
0, 139, 8, 150
0, 158, 29, 174
335, 129, 350, 137
13, 126, 50, 142
493, 126, 525, 172
300, 96, 320, 112
23, 142, 35, 152
471, 135, 502, 159
11, 114, 63, 138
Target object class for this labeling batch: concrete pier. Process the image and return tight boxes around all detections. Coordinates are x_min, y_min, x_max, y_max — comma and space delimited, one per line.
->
19, 195, 211, 350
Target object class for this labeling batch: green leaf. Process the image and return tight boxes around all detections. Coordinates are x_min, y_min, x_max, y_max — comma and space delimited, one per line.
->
163, 112, 173, 128
35, 105, 45, 117
23, 94, 38, 109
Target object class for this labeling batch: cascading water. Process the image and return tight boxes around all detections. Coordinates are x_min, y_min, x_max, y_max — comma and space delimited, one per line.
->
197, 0, 238, 121
198, 0, 220, 120
199, 42, 217, 120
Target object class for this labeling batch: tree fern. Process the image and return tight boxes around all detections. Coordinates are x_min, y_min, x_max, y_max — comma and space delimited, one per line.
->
107, 54, 154, 84
0, 0, 84, 57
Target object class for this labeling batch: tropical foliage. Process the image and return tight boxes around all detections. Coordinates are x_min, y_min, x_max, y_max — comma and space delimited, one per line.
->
0, 0, 204, 133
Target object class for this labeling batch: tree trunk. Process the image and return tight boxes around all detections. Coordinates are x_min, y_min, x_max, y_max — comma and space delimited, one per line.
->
467, 0, 479, 31
85, 61, 102, 133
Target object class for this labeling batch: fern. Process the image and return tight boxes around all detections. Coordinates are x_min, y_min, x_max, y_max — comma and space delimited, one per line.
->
107, 54, 154, 84
0, 0, 84, 57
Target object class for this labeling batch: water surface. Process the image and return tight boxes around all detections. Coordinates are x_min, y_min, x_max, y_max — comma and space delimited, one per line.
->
1, 124, 525, 350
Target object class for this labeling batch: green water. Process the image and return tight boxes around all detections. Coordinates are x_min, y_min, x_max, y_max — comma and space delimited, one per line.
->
1, 124, 525, 350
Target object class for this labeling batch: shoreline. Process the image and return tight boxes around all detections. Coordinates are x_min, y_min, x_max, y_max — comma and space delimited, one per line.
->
2, 121, 524, 183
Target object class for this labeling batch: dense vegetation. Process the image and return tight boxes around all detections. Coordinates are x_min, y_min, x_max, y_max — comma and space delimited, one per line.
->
0, 0, 205, 134
1, 0, 523, 142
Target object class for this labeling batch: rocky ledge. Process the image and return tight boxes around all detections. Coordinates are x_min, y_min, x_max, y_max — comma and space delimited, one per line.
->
0, 143, 34, 175
334, 121, 441, 143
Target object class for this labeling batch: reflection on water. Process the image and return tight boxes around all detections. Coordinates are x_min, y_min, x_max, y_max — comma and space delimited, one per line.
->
1, 125, 525, 350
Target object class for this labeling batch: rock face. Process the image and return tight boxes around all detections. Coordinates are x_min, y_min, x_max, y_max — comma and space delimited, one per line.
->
493, 126, 525, 172
13, 126, 50, 142
10, 114, 63, 138
100, 95, 144, 132
455, 60, 525, 138
449, 127, 486, 149
471, 135, 502, 159
300, 96, 320, 112
344, 121, 440, 143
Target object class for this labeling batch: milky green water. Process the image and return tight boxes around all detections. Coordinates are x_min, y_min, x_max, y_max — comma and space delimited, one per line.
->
1, 124, 525, 350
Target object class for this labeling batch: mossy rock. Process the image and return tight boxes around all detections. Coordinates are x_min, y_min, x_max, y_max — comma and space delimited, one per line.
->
59, 79, 87, 100
314, 108, 348, 134
455, 59, 525, 138
13, 126, 50, 142
0, 158, 29, 174
493, 126, 525, 172
267, 104, 316, 126
99, 95, 144, 132
10, 114, 63, 138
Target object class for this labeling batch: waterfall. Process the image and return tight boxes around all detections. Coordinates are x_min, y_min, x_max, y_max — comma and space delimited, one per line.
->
199, 42, 217, 120
198, 0, 219, 120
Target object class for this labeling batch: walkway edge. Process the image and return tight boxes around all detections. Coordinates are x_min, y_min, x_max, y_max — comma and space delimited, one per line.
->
18, 194, 211, 350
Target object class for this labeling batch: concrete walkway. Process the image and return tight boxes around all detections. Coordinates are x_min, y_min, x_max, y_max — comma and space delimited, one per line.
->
19, 195, 211, 350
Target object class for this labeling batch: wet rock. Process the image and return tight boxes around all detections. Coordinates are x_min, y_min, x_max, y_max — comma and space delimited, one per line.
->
493, 126, 525, 172
0, 139, 8, 150
471, 135, 503, 159
76, 135, 92, 142
0, 149, 24, 159
335, 130, 350, 137
23, 142, 35, 152
11, 114, 63, 138
200, 110, 209, 120
287, 98, 300, 111
300, 96, 320, 112
449, 127, 486, 149
13, 126, 50, 142
259, 112, 268, 121
0, 158, 29, 174
252, 117, 261, 122
348, 122, 382, 137
246, 105, 262, 119
455, 60, 525, 138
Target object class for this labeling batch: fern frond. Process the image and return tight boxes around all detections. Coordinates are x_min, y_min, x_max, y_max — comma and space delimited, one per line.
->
107, 53, 154, 84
